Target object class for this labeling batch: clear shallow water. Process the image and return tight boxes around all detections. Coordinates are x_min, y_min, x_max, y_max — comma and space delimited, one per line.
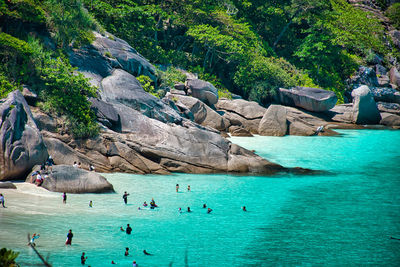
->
1, 130, 400, 266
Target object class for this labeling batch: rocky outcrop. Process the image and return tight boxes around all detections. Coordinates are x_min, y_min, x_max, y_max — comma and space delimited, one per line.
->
216, 99, 267, 133
258, 105, 287, 136
100, 69, 182, 124
186, 78, 219, 106
351, 85, 381, 124
165, 93, 230, 131
0, 91, 48, 181
33, 102, 298, 175
347, 66, 380, 89
69, 32, 156, 85
26, 165, 114, 193
328, 104, 354, 123
279, 87, 338, 112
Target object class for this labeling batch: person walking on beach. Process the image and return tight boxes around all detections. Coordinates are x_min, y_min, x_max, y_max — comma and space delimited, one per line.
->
0, 193, 6, 208
63, 192, 67, 204
176, 184, 179, 192
123, 191, 130, 204
81, 252, 87, 265
126, 224, 132, 235
65, 229, 73, 245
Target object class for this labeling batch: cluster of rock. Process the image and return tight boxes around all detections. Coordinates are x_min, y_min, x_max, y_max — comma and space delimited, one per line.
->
2, 30, 399, 193
0, 32, 318, 192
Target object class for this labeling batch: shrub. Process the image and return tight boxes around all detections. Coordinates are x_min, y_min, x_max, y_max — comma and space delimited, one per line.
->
158, 66, 186, 90
137, 75, 159, 98
386, 3, 400, 29
0, 248, 19, 267
0, 73, 21, 98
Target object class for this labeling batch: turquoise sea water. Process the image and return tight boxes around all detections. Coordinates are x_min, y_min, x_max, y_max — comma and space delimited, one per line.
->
1, 130, 400, 266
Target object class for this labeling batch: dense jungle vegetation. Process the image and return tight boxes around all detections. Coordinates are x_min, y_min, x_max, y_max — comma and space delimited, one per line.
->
0, 0, 399, 137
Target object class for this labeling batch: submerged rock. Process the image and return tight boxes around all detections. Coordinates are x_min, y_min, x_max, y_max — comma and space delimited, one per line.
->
0, 91, 48, 181
26, 165, 114, 193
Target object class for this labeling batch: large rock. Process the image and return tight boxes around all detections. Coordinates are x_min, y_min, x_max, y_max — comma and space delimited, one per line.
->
0, 91, 48, 180
216, 99, 267, 134
370, 87, 400, 104
380, 112, 400, 127
69, 32, 156, 85
92, 32, 156, 81
165, 93, 230, 131
351, 86, 381, 124
328, 104, 354, 123
100, 69, 182, 124
26, 165, 114, 193
186, 79, 219, 105
389, 67, 400, 88
258, 105, 287, 136
279, 87, 338, 112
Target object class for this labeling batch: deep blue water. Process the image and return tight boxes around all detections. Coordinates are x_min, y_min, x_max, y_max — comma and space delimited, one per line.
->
0, 130, 399, 266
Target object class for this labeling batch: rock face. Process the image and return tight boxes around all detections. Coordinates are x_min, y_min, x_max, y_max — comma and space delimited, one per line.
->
89, 98, 120, 131
351, 85, 381, 124
216, 99, 267, 133
0, 91, 48, 181
26, 165, 114, 193
279, 87, 338, 112
100, 69, 182, 124
328, 104, 354, 123
258, 105, 287, 136
165, 93, 230, 131
186, 79, 219, 105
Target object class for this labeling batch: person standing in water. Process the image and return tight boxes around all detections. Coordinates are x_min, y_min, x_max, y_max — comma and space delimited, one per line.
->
187, 185, 191, 191
123, 191, 130, 204
126, 224, 132, 235
176, 184, 179, 192
65, 229, 73, 245
63, 192, 67, 204
89, 200, 93, 207
124, 247, 129, 256
242, 206, 247, 211
81, 252, 87, 265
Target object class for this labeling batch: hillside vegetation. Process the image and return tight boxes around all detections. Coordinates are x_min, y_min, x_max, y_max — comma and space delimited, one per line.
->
0, 0, 399, 137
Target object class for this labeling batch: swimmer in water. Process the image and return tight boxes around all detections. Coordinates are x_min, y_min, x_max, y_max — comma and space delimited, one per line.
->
242, 206, 247, 211
143, 249, 152, 255
120, 226, 125, 232
125, 247, 129, 256
207, 208, 213, 214
178, 207, 182, 213
176, 184, 179, 192
187, 185, 191, 191
187, 207, 191, 212
143, 201, 148, 207
203, 204, 207, 208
